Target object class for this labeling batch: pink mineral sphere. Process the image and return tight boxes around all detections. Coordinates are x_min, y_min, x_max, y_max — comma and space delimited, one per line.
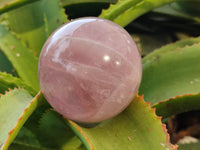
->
38, 17, 142, 123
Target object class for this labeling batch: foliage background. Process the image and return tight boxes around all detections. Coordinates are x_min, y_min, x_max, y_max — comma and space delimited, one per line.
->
0, 0, 200, 150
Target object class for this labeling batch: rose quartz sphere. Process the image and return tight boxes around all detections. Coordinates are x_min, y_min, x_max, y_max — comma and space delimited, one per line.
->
38, 17, 142, 123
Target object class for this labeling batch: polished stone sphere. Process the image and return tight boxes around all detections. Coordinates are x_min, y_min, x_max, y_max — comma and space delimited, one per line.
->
38, 17, 142, 123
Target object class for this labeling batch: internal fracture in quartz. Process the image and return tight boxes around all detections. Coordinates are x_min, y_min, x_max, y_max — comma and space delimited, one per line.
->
38, 17, 142, 123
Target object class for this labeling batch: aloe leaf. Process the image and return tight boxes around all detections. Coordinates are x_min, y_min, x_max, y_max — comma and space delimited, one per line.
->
8, 127, 58, 150
37, 110, 83, 149
142, 36, 200, 64
99, 0, 142, 21
13, 127, 40, 147
15, 99, 82, 150
0, 89, 44, 150
0, 72, 36, 95
0, 0, 39, 14
99, 0, 200, 27
139, 37, 200, 118
3, 0, 68, 56
154, 93, 200, 119
0, 23, 39, 91
140, 37, 200, 103
12, 109, 85, 150
8, 127, 46, 150
66, 94, 176, 150
112, 0, 179, 27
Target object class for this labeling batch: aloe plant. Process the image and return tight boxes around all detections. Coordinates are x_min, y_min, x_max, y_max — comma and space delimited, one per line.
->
0, 0, 200, 150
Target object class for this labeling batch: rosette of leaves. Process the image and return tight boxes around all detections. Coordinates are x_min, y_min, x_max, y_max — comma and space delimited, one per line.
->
0, 0, 200, 150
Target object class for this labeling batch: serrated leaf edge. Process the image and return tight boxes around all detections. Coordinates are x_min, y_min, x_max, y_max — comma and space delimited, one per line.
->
1, 90, 42, 150
66, 94, 177, 150
153, 92, 200, 119
138, 95, 178, 150
142, 37, 200, 64
0, 71, 36, 96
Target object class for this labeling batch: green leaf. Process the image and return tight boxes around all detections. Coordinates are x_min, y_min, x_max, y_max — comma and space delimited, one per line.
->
37, 110, 82, 149
0, 23, 39, 91
0, 89, 44, 150
142, 36, 200, 64
112, 0, 178, 27
140, 37, 200, 104
0, 0, 39, 14
139, 37, 200, 118
154, 93, 200, 119
3, 0, 68, 56
99, 0, 200, 27
15, 99, 83, 150
13, 127, 41, 147
99, 0, 142, 21
15, 108, 85, 150
66, 94, 176, 150
0, 72, 36, 95
8, 127, 55, 150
